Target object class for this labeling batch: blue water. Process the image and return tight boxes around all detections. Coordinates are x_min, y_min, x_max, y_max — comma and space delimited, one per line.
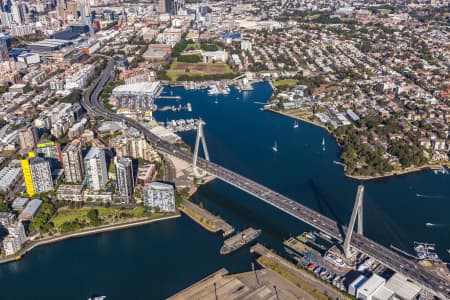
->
0, 82, 448, 299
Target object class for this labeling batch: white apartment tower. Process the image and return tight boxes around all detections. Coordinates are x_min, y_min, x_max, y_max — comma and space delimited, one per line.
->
83, 147, 108, 191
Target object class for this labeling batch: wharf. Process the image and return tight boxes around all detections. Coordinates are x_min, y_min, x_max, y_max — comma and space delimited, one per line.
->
156, 96, 182, 100
168, 267, 316, 300
179, 200, 234, 237
284, 237, 314, 255
251, 243, 351, 300
250, 243, 271, 256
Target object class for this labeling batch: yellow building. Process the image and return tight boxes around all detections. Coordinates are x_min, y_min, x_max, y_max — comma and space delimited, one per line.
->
21, 152, 36, 197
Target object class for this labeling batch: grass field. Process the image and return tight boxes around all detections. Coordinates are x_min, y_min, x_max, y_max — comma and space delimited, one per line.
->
51, 206, 149, 228
185, 43, 200, 50
166, 61, 232, 81
377, 8, 391, 14
273, 79, 299, 88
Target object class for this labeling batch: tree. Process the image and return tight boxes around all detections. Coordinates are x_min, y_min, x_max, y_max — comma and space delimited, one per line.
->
201, 43, 219, 51
87, 209, 100, 226
0, 200, 9, 212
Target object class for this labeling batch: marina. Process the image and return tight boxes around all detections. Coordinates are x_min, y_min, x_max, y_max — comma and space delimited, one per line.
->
220, 227, 261, 255
414, 242, 441, 263
208, 83, 231, 95
164, 118, 197, 132
158, 103, 192, 112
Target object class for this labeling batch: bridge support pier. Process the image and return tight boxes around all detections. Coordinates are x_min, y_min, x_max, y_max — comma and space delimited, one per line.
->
343, 185, 364, 258
193, 118, 210, 178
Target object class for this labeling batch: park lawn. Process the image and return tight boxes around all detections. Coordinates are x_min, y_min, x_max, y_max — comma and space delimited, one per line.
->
273, 79, 299, 88
167, 61, 233, 81
309, 14, 322, 20
51, 207, 114, 227
185, 43, 200, 50
0, 150, 16, 157
377, 8, 391, 14
51, 206, 149, 228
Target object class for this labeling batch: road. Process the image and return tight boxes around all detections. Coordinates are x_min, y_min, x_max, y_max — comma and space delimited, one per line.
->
81, 57, 450, 299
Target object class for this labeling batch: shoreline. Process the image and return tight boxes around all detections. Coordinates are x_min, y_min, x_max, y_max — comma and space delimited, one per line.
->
268, 108, 449, 181
0, 213, 180, 265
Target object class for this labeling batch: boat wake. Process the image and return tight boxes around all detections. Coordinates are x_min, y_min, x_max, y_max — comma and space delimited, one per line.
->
415, 193, 443, 199
425, 222, 449, 227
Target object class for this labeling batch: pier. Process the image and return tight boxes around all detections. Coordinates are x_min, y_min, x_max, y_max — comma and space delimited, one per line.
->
179, 200, 234, 237
251, 243, 350, 300
168, 267, 319, 300
156, 95, 182, 100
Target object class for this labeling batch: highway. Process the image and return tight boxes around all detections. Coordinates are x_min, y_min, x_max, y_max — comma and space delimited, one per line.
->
81, 57, 450, 299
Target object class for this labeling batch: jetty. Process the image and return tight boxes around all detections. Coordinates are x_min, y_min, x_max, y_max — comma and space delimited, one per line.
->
168, 267, 314, 300
179, 200, 234, 237
156, 95, 182, 100
251, 243, 351, 300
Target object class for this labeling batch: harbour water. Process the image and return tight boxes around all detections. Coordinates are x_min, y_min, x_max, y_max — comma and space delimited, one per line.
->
0, 82, 449, 299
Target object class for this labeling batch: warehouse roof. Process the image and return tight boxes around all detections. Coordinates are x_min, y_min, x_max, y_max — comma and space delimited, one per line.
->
21, 199, 42, 217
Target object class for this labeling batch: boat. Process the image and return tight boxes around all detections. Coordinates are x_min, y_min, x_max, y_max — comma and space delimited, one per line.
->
208, 85, 220, 95
88, 297, 106, 300
447, 249, 450, 255
272, 141, 278, 152
322, 137, 325, 151
425, 222, 433, 227
220, 228, 261, 255
186, 102, 192, 112
434, 167, 449, 175
293, 121, 299, 128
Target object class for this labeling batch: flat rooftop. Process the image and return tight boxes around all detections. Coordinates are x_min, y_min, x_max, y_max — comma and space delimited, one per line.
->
112, 81, 160, 95
169, 268, 313, 300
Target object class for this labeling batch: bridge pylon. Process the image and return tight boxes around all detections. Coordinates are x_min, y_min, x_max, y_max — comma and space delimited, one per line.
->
192, 118, 210, 178
343, 185, 364, 258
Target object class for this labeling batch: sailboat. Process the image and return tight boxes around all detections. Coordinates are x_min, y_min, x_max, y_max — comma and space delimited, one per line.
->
272, 141, 278, 152
293, 121, 299, 128
322, 137, 325, 151
214, 95, 218, 104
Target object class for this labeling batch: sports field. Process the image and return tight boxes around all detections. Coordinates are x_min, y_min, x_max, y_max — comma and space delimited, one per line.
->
167, 61, 232, 81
